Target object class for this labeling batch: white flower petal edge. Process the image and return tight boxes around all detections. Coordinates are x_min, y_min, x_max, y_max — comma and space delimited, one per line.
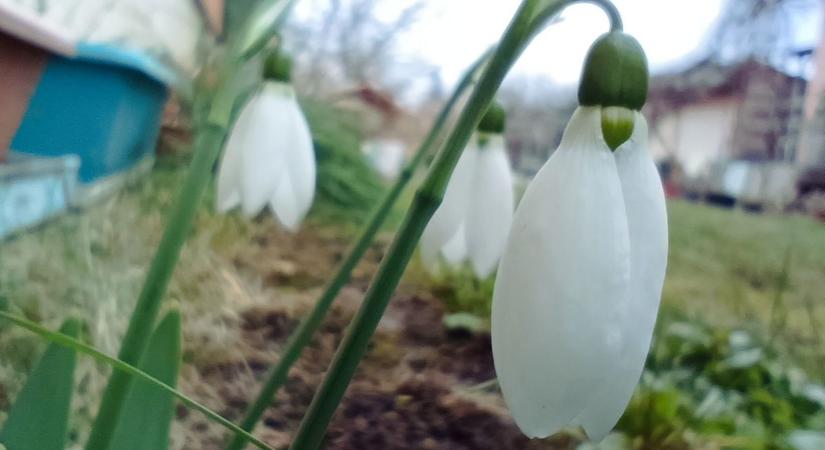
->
216, 82, 317, 231
217, 83, 290, 217
216, 89, 260, 213
491, 106, 632, 438
572, 113, 669, 441
270, 92, 317, 232
441, 225, 468, 266
467, 135, 514, 278
419, 145, 477, 268
215, 110, 245, 212
240, 84, 295, 217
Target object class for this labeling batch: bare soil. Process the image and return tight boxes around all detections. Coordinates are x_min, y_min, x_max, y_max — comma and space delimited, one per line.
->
175, 225, 578, 450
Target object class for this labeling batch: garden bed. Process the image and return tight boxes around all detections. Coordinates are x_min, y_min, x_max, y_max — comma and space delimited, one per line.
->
1, 158, 824, 449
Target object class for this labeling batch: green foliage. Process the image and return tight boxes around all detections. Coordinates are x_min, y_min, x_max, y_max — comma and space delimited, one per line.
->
0, 311, 274, 450
665, 201, 825, 376
615, 309, 825, 450
427, 265, 496, 319
108, 311, 182, 450
301, 98, 388, 226
0, 319, 80, 450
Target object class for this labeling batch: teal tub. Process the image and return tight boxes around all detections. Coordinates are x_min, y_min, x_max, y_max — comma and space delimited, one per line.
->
11, 43, 181, 186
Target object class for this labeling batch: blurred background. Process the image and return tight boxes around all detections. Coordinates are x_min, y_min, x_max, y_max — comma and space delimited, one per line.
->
0, 1, 824, 449
285, 0, 825, 217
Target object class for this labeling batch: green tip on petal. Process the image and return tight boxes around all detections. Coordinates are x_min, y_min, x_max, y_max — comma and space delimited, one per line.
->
263, 49, 293, 83
601, 106, 634, 150
478, 101, 506, 134
578, 32, 649, 110
477, 132, 491, 148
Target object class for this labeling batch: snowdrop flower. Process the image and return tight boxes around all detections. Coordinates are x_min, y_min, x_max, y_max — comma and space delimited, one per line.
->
216, 50, 316, 231
420, 102, 514, 278
491, 32, 668, 441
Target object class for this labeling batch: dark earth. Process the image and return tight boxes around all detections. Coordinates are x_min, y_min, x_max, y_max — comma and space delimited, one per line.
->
176, 225, 581, 450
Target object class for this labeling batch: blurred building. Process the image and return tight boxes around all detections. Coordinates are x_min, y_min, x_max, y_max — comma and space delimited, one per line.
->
799, 4, 825, 168
647, 58, 806, 175
795, 6, 825, 218
646, 58, 808, 210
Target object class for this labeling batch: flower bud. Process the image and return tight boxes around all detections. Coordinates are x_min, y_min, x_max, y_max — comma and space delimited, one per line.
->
601, 106, 635, 151
263, 50, 293, 83
578, 32, 648, 150
578, 32, 648, 111
478, 101, 506, 134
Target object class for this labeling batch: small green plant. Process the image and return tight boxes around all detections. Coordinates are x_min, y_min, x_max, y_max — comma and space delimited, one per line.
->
0, 319, 79, 450
303, 99, 388, 226
614, 309, 825, 450
428, 265, 496, 319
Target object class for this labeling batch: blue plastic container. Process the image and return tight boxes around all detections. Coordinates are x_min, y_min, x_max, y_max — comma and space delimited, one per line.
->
11, 43, 178, 184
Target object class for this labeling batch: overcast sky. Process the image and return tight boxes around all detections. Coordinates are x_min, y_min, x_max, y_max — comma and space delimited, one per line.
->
407, 0, 821, 84
295, 0, 823, 96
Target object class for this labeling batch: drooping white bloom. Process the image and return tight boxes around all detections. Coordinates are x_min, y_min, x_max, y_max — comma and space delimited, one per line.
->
491, 107, 668, 441
216, 82, 316, 232
420, 134, 514, 278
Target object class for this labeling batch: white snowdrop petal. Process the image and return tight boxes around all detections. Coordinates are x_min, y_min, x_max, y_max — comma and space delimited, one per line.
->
420, 145, 477, 265
239, 83, 291, 217
419, 234, 441, 271
573, 114, 669, 441
491, 107, 632, 438
271, 176, 300, 232
216, 99, 249, 213
271, 97, 316, 231
467, 136, 514, 278
441, 225, 468, 267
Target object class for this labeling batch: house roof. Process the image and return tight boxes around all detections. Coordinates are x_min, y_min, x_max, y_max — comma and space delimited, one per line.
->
649, 57, 807, 107
0, 2, 75, 56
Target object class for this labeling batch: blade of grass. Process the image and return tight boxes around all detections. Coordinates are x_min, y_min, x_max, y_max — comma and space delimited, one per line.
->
768, 247, 792, 344
0, 319, 80, 450
85, 121, 229, 450
108, 311, 182, 450
0, 311, 276, 450
86, 1, 296, 442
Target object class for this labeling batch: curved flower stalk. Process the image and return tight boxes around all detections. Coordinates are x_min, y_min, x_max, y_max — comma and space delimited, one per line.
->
216, 50, 316, 231
289, 2, 627, 449
491, 31, 668, 441
420, 103, 514, 278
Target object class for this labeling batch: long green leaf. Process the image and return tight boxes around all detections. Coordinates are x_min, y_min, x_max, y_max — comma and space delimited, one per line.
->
0, 319, 80, 450
109, 311, 182, 450
0, 311, 275, 450
224, 47, 492, 450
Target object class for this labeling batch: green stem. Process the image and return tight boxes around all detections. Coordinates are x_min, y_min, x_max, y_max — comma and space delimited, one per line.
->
0, 311, 275, 450
236, 0, 299, 58
224, 50, 491, 450
85, 85, 236, 450
84, 4, 297, 440
290, 191, 439, 450
288, 1, 623, 449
